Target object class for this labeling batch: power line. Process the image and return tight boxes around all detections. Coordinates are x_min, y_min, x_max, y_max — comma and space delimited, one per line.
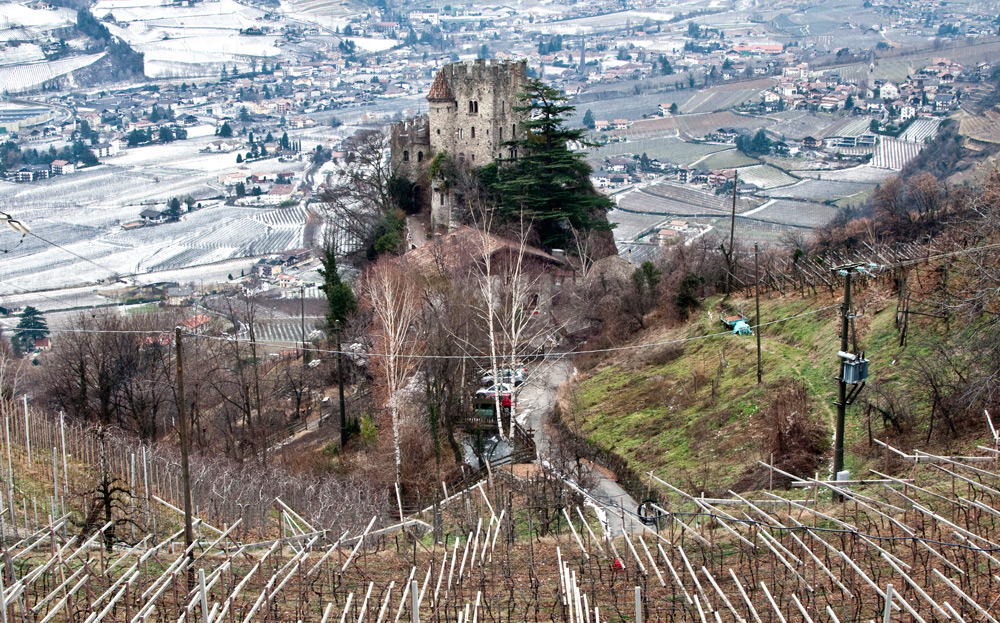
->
40, 303, 840, 360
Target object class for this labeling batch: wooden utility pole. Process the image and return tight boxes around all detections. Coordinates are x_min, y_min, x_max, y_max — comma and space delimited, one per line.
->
174, 327, 195, 587
754, 242, 762, 385
335, 320, 348, 448
724, 171, 738, 294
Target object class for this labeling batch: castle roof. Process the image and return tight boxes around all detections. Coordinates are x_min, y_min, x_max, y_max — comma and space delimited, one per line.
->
427, 70, 455, 102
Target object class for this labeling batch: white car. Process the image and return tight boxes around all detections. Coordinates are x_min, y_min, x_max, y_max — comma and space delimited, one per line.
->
480, 368, 525, 386
475, 383, 515, 397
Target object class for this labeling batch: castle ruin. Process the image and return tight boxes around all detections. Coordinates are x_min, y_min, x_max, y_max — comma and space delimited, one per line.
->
390, 59, 530, 230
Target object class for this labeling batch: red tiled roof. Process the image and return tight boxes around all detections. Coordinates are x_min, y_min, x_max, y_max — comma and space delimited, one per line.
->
427, 70, 455, 102
181, 314, 211, 329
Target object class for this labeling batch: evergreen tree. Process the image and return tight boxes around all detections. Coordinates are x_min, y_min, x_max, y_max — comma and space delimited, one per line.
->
166, 197, 182, 219
318, 246, 357, 333
218, 122, 233, 138
583, 109, 595, 129
14, 306, 48, 356
489, 79, 613, 248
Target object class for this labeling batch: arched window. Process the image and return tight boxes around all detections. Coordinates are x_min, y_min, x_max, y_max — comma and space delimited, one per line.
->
468, 100, 479, 113
499, 127, 504, 141
471, 154, 475, 162
403, 150, 409, 162
417, 151, 424, 162
459, 152, 465, 161
471, 126, 476, 138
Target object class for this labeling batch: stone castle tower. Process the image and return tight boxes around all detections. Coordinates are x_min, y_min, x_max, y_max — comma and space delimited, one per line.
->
391, 59, 530, 230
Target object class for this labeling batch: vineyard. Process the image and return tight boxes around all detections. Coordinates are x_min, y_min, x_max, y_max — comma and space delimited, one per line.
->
731, 165, 798, 191
762, 179, 874, 202
2, 389, 1000, 623
0, 198, 307, 293
872, 138, 923, 171
898, 118, 941, 144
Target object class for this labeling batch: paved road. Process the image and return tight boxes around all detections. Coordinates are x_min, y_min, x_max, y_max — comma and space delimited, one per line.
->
406, 216, 428, 249
516, 357, 646, 535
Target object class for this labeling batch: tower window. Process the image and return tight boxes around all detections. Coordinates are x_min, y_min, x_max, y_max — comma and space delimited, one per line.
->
403, 150, 409, 162
468, 100, 479, 113
458, 128, 464, 139
499, 127, 503, 141
471, 126, 476, 138
417, 151, 423, 162
471, 154, 475, 162
436, 129, 440, 135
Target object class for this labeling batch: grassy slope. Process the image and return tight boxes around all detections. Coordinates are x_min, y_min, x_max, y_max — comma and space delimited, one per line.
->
563, 288, 908, 495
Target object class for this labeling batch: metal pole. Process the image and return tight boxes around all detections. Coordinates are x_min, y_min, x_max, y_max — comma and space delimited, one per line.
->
411, 579, 419, 623
634, 586, 642, 623
23, 396, 29, 468
300, 285, 308, 364
833, 267, 853, 502
755, 242, 762, 385
200, 568, 210, 623
336, 321, 347, 447
175, 327, 195, 587
883, 584, 894, 623
60, 412, 68, 497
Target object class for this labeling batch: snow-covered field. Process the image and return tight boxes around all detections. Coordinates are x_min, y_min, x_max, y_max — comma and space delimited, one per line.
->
91, 0, 281, 77
0, 53, 106, 92
0, 132, 311, 295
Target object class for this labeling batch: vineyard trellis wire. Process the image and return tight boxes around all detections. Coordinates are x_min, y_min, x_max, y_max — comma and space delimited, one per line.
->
1, 394, 1000, 622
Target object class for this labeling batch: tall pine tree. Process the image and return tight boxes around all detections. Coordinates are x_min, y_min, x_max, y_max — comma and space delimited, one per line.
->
490, 79, 612, 248
318, 246, 356, 334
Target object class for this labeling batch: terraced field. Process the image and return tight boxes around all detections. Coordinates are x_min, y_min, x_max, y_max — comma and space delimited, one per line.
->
763, 178, 874, 201
821, 116, 873, 138
958, 108, 1000, 145
695, 149, 761, 169
589, 137, 727, 166
745, 198, 839, 228
735, 164, 799, 189
675, 111, 772, 138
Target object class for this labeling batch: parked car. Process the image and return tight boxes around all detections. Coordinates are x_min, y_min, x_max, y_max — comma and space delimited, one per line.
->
475, 383, 516, 407
480, 367, 525, 386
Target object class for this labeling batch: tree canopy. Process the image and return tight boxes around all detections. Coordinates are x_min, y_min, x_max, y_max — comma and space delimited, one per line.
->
13, 306, 48, 356
318, 246, 356, 333
487, 79, 613, 248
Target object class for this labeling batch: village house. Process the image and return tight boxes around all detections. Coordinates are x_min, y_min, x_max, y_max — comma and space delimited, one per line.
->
49, 159, 74, 175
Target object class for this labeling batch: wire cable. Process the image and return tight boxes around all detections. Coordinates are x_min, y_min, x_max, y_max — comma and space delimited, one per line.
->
37, 303, 840, 360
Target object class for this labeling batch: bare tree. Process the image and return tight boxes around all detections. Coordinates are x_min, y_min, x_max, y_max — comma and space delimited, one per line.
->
470, 208, 561, 440
363, 259, 423, 486
319, 129, 396, 259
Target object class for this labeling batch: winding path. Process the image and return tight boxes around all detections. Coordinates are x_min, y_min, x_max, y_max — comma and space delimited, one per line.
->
516, 357, 646, 535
